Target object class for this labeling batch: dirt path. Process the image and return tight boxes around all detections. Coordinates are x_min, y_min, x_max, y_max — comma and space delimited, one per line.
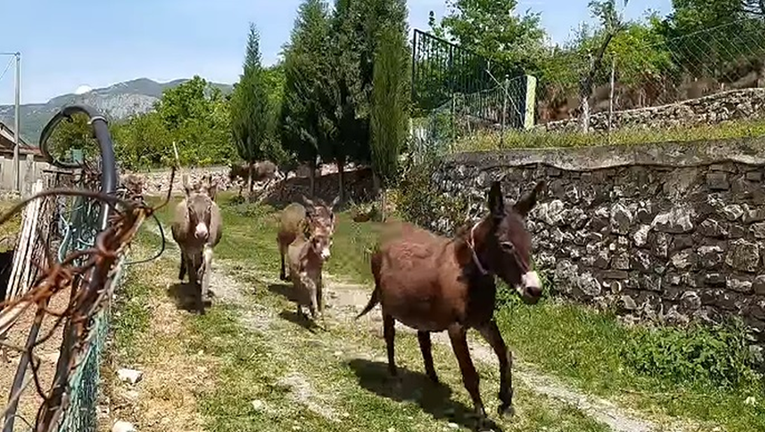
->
142, 224, 698, 432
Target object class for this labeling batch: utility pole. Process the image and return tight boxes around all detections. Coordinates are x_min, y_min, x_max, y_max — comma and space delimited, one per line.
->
13, 52, 19, 193
0, 51, 21, 193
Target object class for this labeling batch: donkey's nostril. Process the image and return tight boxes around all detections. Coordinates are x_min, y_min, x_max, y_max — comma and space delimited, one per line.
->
195, 222, 209, 239
521, 271, 543, 299
526, 285, 542, 297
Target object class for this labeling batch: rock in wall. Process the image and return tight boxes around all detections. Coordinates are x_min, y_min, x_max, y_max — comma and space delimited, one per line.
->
433, 138, 765, 348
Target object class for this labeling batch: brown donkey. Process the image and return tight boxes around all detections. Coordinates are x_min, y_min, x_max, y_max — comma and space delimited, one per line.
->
356, 180, 544, 427
277, 195, 339, 281
171, 174, 223, 314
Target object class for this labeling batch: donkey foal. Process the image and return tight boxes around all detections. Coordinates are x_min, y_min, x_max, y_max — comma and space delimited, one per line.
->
171, 175, 223, 314
286, 227, 333, 327
277, 195, 339, 281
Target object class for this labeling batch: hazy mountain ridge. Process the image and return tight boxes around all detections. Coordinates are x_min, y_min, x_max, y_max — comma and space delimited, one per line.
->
0, 78, 234, 144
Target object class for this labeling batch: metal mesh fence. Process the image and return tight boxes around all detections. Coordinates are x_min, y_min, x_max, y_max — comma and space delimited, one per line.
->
1, 106, 123, 432
411, 18, 765, 155
55, 172, 118, 432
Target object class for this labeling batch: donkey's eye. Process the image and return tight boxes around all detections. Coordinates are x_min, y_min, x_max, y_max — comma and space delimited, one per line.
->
500, 242, 515, 253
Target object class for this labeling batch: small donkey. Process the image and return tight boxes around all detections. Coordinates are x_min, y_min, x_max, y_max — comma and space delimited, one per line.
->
171, 174, 223, 314
286, 223, 333, 326
277, 195, 339, 281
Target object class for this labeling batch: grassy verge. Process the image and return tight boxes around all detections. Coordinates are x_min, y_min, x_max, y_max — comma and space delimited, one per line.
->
494, 296, 765, 432
451, 117, 765, 153
105, 238, 217, 432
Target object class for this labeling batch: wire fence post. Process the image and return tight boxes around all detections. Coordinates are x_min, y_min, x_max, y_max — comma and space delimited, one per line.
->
524, 74, 537, 130
500, 75, 508, 149
608, 56, 616, 144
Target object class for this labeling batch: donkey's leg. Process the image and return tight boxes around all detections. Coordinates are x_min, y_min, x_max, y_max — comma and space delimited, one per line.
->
278, 241, 288, 281
316, 274, 326, 329
382, 312, 398, 377
317, 273, 324, 313
477, 320, 514, 417
201, 245, 214, 302
417, 331, 439, 383
178, 250, 187, 282
307, 280, 319, 321
190, 254, 205, 315
447, 324, 486, 421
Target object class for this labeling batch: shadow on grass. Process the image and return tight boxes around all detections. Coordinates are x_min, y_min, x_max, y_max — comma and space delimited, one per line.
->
166, 282, 212, 313
347, 358, 502, 432
268, 282, 324, 333
278, 309, 321, 333
267, 282, 294, 300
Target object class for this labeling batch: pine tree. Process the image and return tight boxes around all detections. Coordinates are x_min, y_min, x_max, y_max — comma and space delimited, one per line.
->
321, 0, 409, 203
230, 23, 272, 192
280, 0, 333, 196
370, 22, 410, 220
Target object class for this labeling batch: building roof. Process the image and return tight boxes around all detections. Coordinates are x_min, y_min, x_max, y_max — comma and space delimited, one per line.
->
0, 121, 41, 157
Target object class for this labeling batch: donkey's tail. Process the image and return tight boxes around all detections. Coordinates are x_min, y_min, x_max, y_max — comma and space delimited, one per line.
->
355, 285, 379, 320
356, 246, 383, 320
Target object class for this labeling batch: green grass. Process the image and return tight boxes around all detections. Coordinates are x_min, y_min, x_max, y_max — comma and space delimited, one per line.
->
452, 117, 765, 153
111, 267, 153, 361
495, 299, 765, 432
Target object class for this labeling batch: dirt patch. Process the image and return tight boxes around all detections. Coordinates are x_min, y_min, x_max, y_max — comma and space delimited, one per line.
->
0, 289, 71, 432
275, 372, 339, 421
103, 262, 218, 432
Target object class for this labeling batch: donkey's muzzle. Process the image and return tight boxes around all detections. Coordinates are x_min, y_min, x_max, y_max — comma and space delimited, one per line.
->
195, 222, 209, 240
520, 271, 542, 304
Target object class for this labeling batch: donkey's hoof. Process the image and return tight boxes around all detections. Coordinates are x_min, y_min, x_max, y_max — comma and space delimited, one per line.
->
498, 403, 515, 418
476, 416, 500, 432
279, 274, 289, 282
426, 372, 440, 384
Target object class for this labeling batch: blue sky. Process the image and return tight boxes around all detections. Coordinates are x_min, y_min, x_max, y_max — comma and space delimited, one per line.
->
0, 0, 671, 105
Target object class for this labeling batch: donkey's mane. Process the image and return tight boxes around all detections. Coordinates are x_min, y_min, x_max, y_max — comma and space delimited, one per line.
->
451, 214, 491, 249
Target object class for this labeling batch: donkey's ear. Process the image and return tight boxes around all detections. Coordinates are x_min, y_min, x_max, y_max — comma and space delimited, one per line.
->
330, 195, 340, 208
207, 179, 219, 201
514, 181, 545, 218
487, 181, 504, 220
182, 173, 193, 196
302, 195, 315, 208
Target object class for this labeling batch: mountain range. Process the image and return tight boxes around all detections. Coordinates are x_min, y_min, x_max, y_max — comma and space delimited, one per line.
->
0, 78, 234, 145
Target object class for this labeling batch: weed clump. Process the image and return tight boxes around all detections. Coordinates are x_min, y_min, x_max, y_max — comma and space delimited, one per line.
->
622, 318, 761, 389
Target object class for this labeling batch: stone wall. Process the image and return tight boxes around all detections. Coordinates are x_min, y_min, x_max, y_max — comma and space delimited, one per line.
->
122, 164, 375, 205
433, 138, 765, 348
540, 88, 765, 133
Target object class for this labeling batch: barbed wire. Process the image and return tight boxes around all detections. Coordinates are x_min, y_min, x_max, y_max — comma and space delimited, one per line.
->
0, 166, 176, 432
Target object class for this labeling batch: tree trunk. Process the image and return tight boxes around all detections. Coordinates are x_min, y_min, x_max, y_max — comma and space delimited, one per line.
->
372, 170, 381, 198
337, 156, 346, 204
372, 171, 384, 222
248, 161, 255, 196
380, 188, 387, 222
579, 31, 615, 132
309, 157, 317, 198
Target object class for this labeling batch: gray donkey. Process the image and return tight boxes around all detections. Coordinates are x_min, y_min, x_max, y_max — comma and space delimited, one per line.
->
171, 174, 223, 314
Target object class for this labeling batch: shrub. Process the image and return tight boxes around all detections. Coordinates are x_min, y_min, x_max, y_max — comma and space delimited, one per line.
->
395, 150, 468, 235
622, 317, 761, 389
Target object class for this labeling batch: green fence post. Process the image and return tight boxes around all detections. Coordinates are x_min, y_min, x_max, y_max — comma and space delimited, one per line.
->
524, 75, 537, 130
